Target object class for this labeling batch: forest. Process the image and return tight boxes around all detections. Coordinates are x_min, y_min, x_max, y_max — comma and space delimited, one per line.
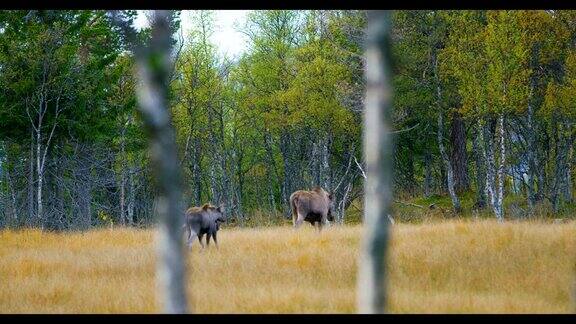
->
1, 10, 576, 230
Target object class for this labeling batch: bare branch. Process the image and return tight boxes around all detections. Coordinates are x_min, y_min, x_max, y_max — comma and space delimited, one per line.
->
353, 155, 367, 179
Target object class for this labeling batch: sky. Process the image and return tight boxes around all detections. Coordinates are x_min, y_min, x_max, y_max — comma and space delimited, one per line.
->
134, 10, 250, 59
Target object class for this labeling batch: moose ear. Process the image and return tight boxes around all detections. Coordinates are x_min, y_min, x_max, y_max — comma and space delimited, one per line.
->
202, 203, 210, 211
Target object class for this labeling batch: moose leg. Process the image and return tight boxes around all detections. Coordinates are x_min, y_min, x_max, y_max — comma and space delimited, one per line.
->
206, 233, 211, 247
212, 231, 219, 249
187, 229, 197, 249
314, 221, 322, 232
198, 233, 205, 249
294, 212, 306, 229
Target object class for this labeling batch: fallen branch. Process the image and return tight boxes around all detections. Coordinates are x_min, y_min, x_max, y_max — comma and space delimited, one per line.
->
389, 123, 419, 135
394, 200, 425, 209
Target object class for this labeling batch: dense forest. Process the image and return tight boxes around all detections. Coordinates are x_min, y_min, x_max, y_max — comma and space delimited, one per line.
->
0, 10, 575, 230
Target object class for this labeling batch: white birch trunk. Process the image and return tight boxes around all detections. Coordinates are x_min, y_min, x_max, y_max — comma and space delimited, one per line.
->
495, 115, 505, 222
111, 10, 189, 313
357, 10, 392, 314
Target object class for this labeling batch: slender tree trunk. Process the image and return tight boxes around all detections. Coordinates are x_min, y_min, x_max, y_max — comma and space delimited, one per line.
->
127, 167, 135, 226
217, 102, 232, 212
76, 146, 93, 230
424, 150, 432, 198
279, 131, 292, 218
450, 111, 469, 193
405, 151, 416, 195
28, 133, 35, 226
438, 112, 462, 213
472, 124, 487, 209
263, 132, 277, 213
564, 132, 573, 203
188, 136, 202, 206
357, 10, 392, 314
496, 115, 506, 221
113, 10, 188, 313
552, 119, 573, 212
119, 125, 127, 226
433, 53, 460, 213
36, 126, 43, 230
483, 117, 504, 221
3, 152, 18, 227
526, 100, 537, 208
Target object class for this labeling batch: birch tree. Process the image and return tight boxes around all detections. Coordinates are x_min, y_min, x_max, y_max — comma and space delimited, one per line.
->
110, 9, 188, 314
357, 10, 393, 314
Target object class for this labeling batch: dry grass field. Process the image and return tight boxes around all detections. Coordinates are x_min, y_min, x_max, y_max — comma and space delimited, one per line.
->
1, 219, 575, 313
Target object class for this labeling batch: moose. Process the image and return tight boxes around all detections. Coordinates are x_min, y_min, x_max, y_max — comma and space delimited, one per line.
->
183, 203, 226, 249
290, 186, 335, 231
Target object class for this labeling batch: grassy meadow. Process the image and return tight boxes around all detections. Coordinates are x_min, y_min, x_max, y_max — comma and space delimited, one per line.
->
1, 219, 575, 313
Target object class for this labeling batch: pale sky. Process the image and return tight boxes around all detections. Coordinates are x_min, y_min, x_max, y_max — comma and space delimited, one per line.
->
134, 10, 250, 59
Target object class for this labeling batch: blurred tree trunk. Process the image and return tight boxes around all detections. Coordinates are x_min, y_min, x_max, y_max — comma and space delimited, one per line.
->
357, 10, 393, 314
111, 9, 188, 314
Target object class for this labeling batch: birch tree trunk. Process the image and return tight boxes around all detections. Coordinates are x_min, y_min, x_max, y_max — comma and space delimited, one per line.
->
434, 56, 461, 213
495, 114, 506, 221
484, 118, 500, 221
526, 99, 537, 208
357, 10, 393, 314
437, 111, 462, 213
28, 132, 35, 226
111, 9, 188, 313
141, 11, 187, 314
472, 124, 487, 209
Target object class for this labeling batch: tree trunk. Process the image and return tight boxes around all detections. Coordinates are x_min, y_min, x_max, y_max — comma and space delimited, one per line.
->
434, 55, 461, 213
483, 117, 502, 221
450, 111, 469, 193
552, 119, 573, 212
496, 115, 506, 221
36, 127, 43, 230
357, 10, 392, 314
472, 124, 487, 209
424, 150, 432, 198
526, 100, 537, 208
263, 132, 278, 213
564, 132, 574, 203
28, 134, 35, 226
127, 166, 135, 226
189, 136, 202, 206
279, 131, 292, 218
119, 125, 127, 226
114, 10, 188, 313
438, 112, 462, 213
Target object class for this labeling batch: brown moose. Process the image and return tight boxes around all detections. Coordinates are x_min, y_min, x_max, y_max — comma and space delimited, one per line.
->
183, 203, 226, 249
290, 187, 334, 231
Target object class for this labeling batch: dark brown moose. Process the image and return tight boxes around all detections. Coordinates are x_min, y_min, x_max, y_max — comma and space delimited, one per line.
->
183, 203, 226, 249
290, 187, 334, 231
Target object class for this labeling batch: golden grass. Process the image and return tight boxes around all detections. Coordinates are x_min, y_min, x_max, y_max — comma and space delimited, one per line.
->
0, 219, 575, 313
